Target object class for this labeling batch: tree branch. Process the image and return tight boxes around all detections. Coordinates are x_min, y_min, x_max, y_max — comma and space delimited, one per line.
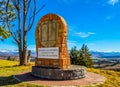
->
6, 0, 19, 44
7, 23, 19, 44
26, 0, 31, 15
27, 0, 36, 32
27, 2, 46, 32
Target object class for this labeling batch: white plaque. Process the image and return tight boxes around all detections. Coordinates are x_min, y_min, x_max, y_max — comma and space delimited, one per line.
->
38, 47, 59, 59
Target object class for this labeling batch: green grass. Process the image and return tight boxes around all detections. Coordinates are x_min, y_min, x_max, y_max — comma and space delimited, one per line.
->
84, 68, 120, 87
0, 59, 46, 87
0, 60, 32, 76
0, 59, 120, 87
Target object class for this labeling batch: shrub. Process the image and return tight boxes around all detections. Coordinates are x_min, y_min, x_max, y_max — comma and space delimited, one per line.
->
70, 44, 93, 67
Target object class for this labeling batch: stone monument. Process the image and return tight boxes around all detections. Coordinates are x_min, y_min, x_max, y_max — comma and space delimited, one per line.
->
32, 13, 86, 80
35, 13, 70, 69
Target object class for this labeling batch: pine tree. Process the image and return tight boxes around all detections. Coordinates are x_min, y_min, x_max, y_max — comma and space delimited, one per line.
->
69, 46, 79, 64
69, 44, 93, 67
79, 44, 93, 67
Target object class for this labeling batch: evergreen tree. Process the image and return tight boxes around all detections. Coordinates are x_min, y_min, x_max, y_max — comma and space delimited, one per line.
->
79, 44, 93, 67
70, 44, 93, 67
69, 46, 79, 64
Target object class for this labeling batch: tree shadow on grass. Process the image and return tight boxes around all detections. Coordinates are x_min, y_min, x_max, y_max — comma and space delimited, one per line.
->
0, 75, 21, 86
0, 72, 56, 86
15, 72, 53, 81
0, 65, 19, 69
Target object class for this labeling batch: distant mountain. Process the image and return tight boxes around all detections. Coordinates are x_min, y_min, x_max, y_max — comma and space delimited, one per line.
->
0, 49, 18, 57
0, 49, 36, 57
0, 49, 120, 58
91, 51, 120, 58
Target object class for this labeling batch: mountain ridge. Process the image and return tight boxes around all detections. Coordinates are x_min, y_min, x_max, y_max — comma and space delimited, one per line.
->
0, 49, 120, 58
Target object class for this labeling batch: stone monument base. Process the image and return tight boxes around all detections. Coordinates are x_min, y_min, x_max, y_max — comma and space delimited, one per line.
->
32, 65, 86, 80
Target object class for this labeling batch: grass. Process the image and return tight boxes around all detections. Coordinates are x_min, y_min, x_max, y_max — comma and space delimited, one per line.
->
0, 59, 46, 87
84, 68, 120, 87
0, 60, 32, 76
0, 59, 120, 87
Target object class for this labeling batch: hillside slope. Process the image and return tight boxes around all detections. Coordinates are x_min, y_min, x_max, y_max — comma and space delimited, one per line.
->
0, 59, 120, 87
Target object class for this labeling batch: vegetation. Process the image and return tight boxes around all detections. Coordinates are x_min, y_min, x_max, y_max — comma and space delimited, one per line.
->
7, 56, 15, 61
70, 46, 79, 64
0, 0, 14, 41
70, 44, 93, 67
84, 68, 120, 87
0, 0, 45, 65
0, 0, 36, 65
0, 59, 45, 87
0, 27, 10, 41
7, 56, 12, 61
0, 59, 120, 87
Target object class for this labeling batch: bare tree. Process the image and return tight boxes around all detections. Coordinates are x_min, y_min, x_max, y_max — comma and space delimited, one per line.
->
0, 0, 45, 65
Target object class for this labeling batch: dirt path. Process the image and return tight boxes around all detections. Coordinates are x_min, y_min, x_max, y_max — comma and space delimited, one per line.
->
14, 71, 105, 87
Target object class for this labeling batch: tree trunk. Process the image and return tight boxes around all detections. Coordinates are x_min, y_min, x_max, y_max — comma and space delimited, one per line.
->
19, 0, 28, 65
19, 44, 28, 65
19, 37, 28, 65
19, 45, 24, 65
23, 38, 27, 65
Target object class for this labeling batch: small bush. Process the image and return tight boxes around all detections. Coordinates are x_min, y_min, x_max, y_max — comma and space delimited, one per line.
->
7, 56, 12, 61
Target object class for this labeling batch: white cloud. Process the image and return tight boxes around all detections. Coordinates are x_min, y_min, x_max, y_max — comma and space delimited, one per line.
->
0, 49, 18, 52
75, 32, 95, 38
108, 0, 119, 6
68, 23, 96, 38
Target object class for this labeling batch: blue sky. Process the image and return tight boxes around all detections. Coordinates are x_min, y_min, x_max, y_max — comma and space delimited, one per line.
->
0, 0, 120, 52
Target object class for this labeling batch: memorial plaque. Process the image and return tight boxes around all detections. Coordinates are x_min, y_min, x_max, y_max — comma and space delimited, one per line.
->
38, 47, 59, 59
39, 20, 58, 47
40, 23, 47, 42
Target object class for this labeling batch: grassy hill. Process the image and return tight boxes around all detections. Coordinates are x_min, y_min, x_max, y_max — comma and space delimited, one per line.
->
0, 59, 120, 87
